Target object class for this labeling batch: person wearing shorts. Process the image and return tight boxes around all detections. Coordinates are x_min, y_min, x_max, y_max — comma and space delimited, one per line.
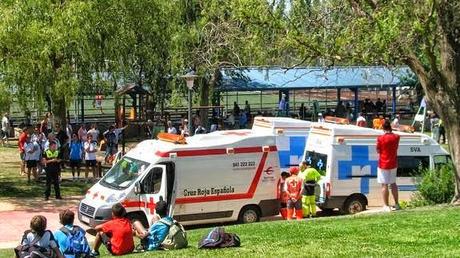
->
18, 127, 29, 176
88, 203, 134, 257
24, 135, 41, 183
69, 133, 83, 180
376, 120, 401, 212
285, 167, 304, 220
84, 134, 98, 179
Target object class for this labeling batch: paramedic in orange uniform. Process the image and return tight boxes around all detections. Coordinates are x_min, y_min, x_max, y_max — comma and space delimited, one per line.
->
285, 167, 303, 220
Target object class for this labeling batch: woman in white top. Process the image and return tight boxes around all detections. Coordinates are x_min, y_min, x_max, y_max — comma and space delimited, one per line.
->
167, 121, 177, 134
84, 134, 98, 179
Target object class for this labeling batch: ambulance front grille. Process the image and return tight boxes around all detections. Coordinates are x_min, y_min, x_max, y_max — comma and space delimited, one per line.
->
80, 203, 95, 217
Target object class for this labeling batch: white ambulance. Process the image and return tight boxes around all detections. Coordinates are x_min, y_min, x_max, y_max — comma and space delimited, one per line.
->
78, 129, 281, 227
303, 122, 450, 214
252, 117, 311, 171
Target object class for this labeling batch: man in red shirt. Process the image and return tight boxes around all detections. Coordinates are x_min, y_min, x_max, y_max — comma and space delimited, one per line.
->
376, 120, 401, 212
18, 126, 29, 176
89, 203, 134, 256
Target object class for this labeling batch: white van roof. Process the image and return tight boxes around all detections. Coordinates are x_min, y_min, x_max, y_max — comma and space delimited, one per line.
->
252, 117, 311, 131
128, 129, 276, 162
309, 122, 441, 146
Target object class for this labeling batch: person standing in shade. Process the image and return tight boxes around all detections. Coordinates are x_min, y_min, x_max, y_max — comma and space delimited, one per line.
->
167, 120, 177, 134
40, 112, 51, 137
24, 134, 41, 183
376, 120, 401, 212
87, 124, 100, 144
84, 134, 98, 179
278, 93, 287, 117
1, 112, 10, 146
391, 114, 401, 129
43, 141, 62, 200
18, 126, 29, 176
356, 112, 367, 127
69, 133, 83, 180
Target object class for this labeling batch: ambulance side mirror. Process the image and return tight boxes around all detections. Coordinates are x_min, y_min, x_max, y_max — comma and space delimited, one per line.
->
134, 182, 141, 195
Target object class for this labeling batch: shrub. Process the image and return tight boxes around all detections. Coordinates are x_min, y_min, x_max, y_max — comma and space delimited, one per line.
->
413, 165, 455, 205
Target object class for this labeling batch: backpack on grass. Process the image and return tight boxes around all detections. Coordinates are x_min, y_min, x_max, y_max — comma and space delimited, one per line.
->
59, 226, 91, 258
14, 230, 55, 258
159, 219, 188, 250
198, 227, 241, 249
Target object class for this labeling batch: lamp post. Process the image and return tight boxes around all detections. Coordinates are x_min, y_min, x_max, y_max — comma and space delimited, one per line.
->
181, 71, 197, 135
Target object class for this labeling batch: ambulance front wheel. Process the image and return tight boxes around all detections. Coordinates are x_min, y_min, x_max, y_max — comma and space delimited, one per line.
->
341, 195, 367, 215
238, 205, 261, 224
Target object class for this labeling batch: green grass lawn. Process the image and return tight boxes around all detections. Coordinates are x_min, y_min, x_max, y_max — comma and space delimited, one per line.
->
0, 143, 93, 198
1, 205, 460, 257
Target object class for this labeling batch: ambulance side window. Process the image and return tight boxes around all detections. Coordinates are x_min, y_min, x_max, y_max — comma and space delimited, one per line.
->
397, 156, 430, 177
434, 155, 452, 170
141, 167, 162, 194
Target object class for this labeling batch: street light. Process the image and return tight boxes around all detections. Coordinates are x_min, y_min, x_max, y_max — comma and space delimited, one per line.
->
181, 71, 197, 135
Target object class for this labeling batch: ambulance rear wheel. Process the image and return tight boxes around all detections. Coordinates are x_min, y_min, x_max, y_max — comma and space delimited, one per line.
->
342, 195, 367, 215
238, 205, 261, 224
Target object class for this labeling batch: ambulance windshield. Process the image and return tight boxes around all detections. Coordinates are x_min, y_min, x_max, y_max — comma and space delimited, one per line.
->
101, 157, 149, 189
304, 151, 327, 175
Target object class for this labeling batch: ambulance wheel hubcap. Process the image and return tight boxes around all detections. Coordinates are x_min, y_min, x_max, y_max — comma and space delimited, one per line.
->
243, 210, 258, 223
349, 201, 363, 214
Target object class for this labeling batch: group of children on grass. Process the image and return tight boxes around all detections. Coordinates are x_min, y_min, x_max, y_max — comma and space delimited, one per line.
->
17, 199, 174, 258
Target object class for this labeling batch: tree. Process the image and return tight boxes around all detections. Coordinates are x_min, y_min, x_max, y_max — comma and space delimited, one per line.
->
0, 1, 97, 126
259, 0, 460, 202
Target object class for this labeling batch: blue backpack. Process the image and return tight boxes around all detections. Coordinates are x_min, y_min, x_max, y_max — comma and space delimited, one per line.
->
60, 226, 91, 258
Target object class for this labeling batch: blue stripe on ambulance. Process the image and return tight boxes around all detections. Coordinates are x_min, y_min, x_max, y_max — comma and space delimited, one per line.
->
338, 145, 378, 194
398, 185, 417, 191
278, 136, 307, 169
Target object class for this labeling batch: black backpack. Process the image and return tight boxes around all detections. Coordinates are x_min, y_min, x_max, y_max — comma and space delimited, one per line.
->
14, 230, 55, 258
198, 227, 241, 249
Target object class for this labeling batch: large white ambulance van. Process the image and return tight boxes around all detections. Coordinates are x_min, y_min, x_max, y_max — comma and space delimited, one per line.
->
78, 129, 281, 227
252, 117, 311, 171
303, 123, 450, 214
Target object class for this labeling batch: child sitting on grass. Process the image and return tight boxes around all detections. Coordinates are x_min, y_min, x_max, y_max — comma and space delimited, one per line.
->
88, 203, 134, 256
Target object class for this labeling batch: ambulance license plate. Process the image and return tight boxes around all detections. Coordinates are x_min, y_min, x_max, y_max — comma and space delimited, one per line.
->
81, 215, 90, 224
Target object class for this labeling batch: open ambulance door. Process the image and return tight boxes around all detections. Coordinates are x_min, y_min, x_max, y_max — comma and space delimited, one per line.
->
135, 164, 175, 226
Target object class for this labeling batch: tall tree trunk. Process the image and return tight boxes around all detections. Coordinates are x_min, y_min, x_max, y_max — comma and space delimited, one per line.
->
52, 93, 67, 128
437, 0, 460, 203
199, 77, 209, 128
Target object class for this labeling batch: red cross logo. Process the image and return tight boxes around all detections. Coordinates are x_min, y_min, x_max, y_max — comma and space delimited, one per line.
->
92, 192, 99, 199
146, 197, 156, 214
222, 131, 251, 136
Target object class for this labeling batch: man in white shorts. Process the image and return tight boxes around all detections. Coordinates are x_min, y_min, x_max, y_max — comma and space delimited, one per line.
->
376, 120, 401, 212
